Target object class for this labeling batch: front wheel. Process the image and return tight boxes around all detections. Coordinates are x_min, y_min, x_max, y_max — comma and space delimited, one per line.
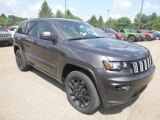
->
65, 71, 100, 114
128, 36, 136, 42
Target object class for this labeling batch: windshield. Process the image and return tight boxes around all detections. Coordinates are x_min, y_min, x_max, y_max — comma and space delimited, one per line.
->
53, 20, 105, 40
0, 27, 3, 31
156, 31, 160, 34
125, 29, 131, 33
130, 29, 137, 33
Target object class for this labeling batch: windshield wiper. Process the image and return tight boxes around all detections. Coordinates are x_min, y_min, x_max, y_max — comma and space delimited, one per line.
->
68, 36, 105, 41
68, 37, 85, 40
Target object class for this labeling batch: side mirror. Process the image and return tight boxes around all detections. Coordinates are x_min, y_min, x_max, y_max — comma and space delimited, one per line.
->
40, 32, 52, 40
40, 32, 57, 42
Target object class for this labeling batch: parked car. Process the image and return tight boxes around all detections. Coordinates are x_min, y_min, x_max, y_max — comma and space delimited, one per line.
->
0, 26, 13, 45
3, 26, 9, 31
14, 18, 155, 114
8, 26, 18, 39
149, 30, 160, 40
139, 30, 155, 41
95, 27, 116, 39
104, 28, 126, 40
119, 29, 145, 42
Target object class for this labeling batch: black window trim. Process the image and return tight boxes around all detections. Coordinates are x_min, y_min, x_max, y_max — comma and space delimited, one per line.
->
37, 21, 53, 40
27, 23, 38, 37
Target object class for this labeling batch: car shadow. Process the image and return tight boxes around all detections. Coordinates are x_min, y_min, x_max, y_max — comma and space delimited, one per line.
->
31, 69, 65, 92
30, 68, 138, 115
98, 96, 139, 115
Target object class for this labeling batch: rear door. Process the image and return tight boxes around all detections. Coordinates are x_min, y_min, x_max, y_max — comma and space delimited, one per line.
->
23, 22, 39, 64
15, 22, 28, 52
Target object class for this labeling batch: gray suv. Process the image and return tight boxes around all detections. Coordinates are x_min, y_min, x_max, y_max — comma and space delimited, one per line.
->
14, 18, 155, 114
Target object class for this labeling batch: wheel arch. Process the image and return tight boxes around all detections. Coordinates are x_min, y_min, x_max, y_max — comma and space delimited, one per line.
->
14, 44, 21, 54
61, 63, 102, 103
61, 64, 96, 85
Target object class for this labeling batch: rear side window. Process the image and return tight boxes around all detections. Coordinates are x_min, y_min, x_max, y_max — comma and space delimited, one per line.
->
37, 22, 52, 38
17, 22, 27, 34
26, 22, 36, 33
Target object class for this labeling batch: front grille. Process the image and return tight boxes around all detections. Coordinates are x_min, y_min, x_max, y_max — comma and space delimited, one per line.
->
131, 56, 152, 74
0, 34, 10, 38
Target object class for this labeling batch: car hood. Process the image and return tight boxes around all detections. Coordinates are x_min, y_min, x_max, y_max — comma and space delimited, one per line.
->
0, 31, 10, 35
69, 38, 149, 61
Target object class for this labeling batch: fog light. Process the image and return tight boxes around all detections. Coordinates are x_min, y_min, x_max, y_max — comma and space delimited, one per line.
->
115, 85, 131, 91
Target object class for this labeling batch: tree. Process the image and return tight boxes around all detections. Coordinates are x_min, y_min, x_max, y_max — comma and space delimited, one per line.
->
87, 15, 98, 27
55, 10, 64, 18
65, 10, 82, 20
118, 17, 131, 28
38, 1, 53, 18
151, 12, 157, 21
66, 10, 74, 19
1, 13, 6, 18
152, 17, 160, 31
109, 19, 119, 28
98, 16, 104, 29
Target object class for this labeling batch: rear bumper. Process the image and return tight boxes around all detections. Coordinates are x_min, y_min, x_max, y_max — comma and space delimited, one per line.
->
95, 65, 155, 109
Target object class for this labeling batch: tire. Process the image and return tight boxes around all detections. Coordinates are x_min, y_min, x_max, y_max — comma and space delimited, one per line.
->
65, 71, 100, 114
146, 36, 151, 41
128, 36, 136, 42
15, 50, 31, 71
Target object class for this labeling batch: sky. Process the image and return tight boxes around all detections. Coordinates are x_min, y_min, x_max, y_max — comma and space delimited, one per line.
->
0, 0, 159, 22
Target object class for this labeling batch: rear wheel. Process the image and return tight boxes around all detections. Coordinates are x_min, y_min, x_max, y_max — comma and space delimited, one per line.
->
15, 50, 31, 71
128, 36, 136, 42
65, 71, 100, 114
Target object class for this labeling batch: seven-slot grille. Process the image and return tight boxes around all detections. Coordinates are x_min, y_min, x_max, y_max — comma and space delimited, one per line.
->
131, 56, 152, 74
0, 34, 10, 38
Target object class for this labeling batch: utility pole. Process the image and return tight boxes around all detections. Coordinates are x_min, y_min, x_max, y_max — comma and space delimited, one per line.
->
106, 10, 111, 27
138, 0, 144, 31
65, 0, 67, 16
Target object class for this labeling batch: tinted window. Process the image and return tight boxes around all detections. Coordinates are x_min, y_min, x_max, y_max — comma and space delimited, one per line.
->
28, 23, 37, 37
37, 22, 51, 38
0, 27, 3, 31
26, 22, 36, 33
53, 20, 105, 40
120, 30, 125, 33
9, 27, 14, 31
17, 22, 27, 34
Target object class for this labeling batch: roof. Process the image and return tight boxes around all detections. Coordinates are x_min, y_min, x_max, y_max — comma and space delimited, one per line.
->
23, 18, 81, 23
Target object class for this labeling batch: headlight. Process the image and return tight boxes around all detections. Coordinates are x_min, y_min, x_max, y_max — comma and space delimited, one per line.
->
103, 61, 131, 71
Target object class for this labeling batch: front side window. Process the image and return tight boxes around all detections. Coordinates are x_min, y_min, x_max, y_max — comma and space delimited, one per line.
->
37, 22, 52, 38
26, 22, 36, 33
28, 23, 37, 37
17, 22, 27, 34
52, 20, 105, 40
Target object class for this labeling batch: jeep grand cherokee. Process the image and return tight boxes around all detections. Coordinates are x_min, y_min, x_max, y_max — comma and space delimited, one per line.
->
14, 18, 155, 114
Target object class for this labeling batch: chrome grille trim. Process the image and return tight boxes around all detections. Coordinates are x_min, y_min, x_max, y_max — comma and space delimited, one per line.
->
0, 34, 10, 38
131, 56, 152, 74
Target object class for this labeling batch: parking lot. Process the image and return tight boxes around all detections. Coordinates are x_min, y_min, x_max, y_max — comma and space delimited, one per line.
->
0, 40, 160, 120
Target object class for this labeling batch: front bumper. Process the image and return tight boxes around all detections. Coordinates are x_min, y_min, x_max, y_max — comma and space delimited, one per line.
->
0, 38, 13, 43
95, 65, 155, 109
